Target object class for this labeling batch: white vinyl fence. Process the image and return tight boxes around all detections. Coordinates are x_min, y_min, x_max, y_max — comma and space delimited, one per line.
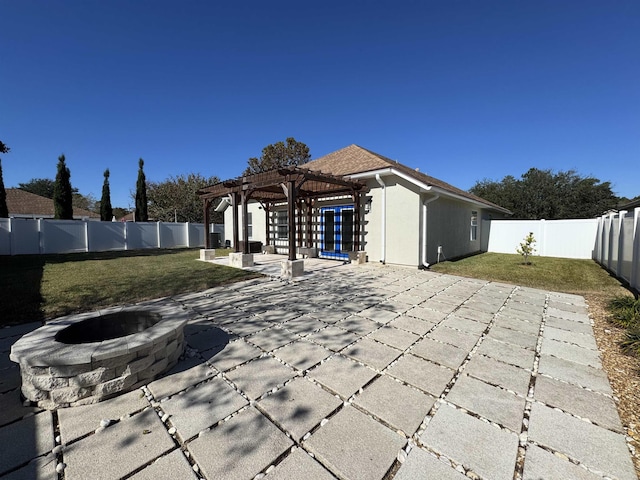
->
483, 218, 599, 260
0, 218, 212, 255
593, 209, 640, 293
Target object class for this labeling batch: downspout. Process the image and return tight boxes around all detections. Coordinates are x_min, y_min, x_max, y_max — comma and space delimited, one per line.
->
375, 174, 386, 264
421, 194, 440, 269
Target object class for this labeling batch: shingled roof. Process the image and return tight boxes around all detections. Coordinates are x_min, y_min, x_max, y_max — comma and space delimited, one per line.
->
304, 145, 511, 214
5, 188, 100, 219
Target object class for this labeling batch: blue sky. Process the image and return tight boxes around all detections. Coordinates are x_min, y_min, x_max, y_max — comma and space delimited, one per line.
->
1, 1, 638, 208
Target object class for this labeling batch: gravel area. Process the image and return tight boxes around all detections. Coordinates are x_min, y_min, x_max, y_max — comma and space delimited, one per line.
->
587, 293, 640, 476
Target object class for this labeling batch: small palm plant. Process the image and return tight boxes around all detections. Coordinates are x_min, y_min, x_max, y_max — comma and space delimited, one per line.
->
516, 232, 536, 265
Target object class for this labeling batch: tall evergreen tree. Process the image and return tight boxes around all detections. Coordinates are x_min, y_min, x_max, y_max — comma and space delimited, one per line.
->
0, 160, 8, 218
53, 154, 73, 219
100, 169, 113, 221
135, 158, 148, 221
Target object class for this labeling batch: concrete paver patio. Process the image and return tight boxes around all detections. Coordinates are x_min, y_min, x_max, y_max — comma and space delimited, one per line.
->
0, 261, 637, 479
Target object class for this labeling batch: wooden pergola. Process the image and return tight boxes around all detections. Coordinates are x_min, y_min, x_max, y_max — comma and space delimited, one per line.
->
199, 167, 369, 261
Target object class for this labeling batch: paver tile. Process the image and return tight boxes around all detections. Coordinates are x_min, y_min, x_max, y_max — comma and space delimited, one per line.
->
356, 307, 399, 324
282, 315, 326, 336
0, 388, 41, 427
225, 317, 272, 337
388, 315, 435, 335
161, 376, 247, 440
420, 299, 458, 314
258, 377, 341, 440
421, 404, 518, 480
446, 374, 525, 432
394, 447, 467, 480
528, 403, 635, 480
267, 448, 336, 480
538, 354, 612, 394
454, 307, 494, 324
411, 338, 468, 370
487, 325, 538, 350
522, 443, 601, 480
307, 326, 361, 352
441, 315, 487, 335
546, 307, 589, 323
59, 388, 149, 443
0, 411, 54, 476
185, 326, 232, 352
273, 340, 331, 370
130, 449, 197, 480
428, 326, 479, 351
534, 375, 623, 432
188, 407, 293, 479
226, 356, 295, 399
545, 316, 593, 335
308, 354, 377, 398
148, 362, 217, 400
378, 300, 412, 314
304, 405, 406, 480
497, 308, 542, 325
337, 315, 381, 335
540, 338, 601, 368
64, 409, 174, 480
354, 374, 435, 435
465, 355, 531, 396
476, 337, 536, 370
405, 306, 447, 323
543, 326, 598, 350
387, 354, 455, 397
369, 325, 420, 350
205, 339, 262, 371
343, 338, 402, 370
247, 325, 296, 351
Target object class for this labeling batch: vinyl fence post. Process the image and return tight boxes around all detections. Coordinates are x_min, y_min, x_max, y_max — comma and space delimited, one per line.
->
617, 211, 627, 279
157, 221, 162, 249
631, 207, 640, 292
85, 220, 90, 253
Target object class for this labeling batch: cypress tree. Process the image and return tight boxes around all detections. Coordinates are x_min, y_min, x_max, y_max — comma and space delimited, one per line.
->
54, 154, 73, 219
135, 158, 148, 222
100, 168, 113, 221
0, 160, 8, 218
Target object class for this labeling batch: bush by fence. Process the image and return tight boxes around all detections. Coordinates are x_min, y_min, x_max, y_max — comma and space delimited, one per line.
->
0, 218, 215, 255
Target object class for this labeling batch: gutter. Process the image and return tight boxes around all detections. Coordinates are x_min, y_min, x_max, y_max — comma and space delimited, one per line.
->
421, 194, 440, 269
214, 196, 232, 213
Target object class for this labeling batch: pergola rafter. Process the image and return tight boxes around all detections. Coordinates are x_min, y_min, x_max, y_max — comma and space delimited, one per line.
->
198, 166, 369, 260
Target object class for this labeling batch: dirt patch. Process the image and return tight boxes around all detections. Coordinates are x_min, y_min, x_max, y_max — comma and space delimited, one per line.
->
586, 293, 640, 475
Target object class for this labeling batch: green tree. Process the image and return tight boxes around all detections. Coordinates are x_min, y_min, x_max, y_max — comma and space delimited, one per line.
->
100, 169, 113, 221
18, 178, 56, 198
516, 232, 537, 265
470, 168, 618, 219
243, 137, 311, 175
0, 160, 8, 218
147, 173, 222, 223
135, 158, 148, 222
53, 154, 73, 219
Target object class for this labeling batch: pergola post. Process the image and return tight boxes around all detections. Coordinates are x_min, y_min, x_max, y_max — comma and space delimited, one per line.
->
203, 198, 211, 249
232, 192, 240, 252
288, 179, 296, 261
241, 191, 250, 254
264, 203, 270, 246
306, 199, 313, 248
354, 192, 361, 251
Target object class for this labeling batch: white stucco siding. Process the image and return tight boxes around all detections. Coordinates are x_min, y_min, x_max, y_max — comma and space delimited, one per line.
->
383, 177, 421, 266
223, 201, 266, 247
426, 197, 482, 264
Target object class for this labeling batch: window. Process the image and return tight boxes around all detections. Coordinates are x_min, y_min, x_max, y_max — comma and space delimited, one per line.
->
247, 212, 253, 239
470, 211, 478, 241
276, 211, 288, 239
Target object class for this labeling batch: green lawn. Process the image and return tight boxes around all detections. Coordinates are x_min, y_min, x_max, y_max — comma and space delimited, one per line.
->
0, 248, 260, 326
429, 252, 630, 298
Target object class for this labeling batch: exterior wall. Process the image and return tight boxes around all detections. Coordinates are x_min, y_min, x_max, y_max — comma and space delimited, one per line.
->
426, 197, 481, 265
223, 202, 267, 247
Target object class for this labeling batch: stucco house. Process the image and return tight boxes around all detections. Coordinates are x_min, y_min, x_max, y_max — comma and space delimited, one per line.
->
203, 145, 510, 268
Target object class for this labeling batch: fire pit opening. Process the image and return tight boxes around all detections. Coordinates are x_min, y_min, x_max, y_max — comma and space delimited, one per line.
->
55, 311, 162, 344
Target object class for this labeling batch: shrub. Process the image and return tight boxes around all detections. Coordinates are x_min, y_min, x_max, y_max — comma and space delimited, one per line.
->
516, 232, 536, 265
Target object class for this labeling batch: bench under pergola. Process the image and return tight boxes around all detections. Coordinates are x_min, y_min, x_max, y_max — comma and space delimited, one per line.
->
199, 167, 369, 261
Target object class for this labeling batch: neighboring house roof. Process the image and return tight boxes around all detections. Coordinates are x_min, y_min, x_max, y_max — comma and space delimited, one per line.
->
619, 198, 640, 211
5, 188, 100, 219
304, 145, 511, 215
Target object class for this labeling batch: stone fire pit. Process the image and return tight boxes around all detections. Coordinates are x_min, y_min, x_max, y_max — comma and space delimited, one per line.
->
10, 304, 189, 409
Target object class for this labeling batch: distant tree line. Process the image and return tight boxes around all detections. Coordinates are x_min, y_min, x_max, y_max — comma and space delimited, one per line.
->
470, 168, 623, 219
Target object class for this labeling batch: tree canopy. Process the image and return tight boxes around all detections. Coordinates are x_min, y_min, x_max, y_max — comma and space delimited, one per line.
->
135, 158, 148, 222
53, 155, 73, 219
243, 137, 311, 175
100, 169, 113, 221
147, 173, 222, 223
469, 168, 618, 219
0, 160, 8, 218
